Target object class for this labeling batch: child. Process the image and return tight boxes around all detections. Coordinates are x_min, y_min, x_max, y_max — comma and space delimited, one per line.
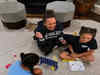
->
60, 26, 98, 62
34, 10, 66, 56
8, 53, 42, 75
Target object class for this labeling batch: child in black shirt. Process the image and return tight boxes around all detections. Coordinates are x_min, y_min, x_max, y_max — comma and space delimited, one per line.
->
60, 26, 98, 62
34, 10, 66, 56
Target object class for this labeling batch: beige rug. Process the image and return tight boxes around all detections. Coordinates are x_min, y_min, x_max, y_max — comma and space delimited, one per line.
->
0, 19, 100, 75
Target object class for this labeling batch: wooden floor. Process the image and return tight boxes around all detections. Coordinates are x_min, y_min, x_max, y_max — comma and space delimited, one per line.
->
74, 11, 100, 22
26, 11, 100, 27
26, 14, 44, 18
27, 11, 100, 21
88, 11, 100, 22
96, 0, 100, 5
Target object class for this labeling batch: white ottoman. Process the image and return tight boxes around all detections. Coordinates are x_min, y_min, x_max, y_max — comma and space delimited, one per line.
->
0, 1, 26, 29
93, 4, 100, 15
46, 1, 75, 23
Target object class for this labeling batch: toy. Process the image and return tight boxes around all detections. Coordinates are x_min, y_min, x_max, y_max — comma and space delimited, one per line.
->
5, 64, 12, 69
52, 56, 58, 62
13, 54, 17, 58
62, 59, 74, 63
50, 66, 55, 71
39, 57, 58, 71
69, 61, 85, 71
72, 32, 78, 36
62, 58, 81, 63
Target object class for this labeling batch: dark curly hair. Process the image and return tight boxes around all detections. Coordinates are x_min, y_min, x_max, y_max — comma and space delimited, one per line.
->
79, 26, 97, 38
43, 10, 55, 22
20, 53, 40, 75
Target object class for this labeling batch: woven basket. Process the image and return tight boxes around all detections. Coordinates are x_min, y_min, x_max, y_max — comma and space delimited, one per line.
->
74, 0, 96, 16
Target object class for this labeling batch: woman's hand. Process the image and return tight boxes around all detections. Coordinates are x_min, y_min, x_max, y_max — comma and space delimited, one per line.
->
34, 68, 43, 75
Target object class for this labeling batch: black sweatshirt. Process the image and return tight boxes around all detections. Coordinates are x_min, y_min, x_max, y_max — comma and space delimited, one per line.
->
65, 34, 98, 53
34, 21, 64, 42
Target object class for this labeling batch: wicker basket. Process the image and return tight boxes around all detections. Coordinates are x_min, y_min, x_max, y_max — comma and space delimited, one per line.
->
74, 0, 96, 16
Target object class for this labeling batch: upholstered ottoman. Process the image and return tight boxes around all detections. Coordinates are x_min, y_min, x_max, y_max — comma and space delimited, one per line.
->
46, 1, 75, 23
0, 1, 26, 29
93, 4, 100, 15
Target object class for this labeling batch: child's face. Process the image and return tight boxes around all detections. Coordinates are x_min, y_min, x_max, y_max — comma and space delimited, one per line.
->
80, 33, 93, 43
44, 17, 56, 31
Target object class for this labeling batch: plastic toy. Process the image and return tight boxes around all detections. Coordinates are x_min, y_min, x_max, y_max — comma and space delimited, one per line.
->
62, 59, 74, 63
40, 57, 58, 71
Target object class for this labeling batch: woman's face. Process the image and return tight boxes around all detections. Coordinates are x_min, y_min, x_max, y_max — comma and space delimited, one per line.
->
80, 33, 93, 43
44, 17, 56, 31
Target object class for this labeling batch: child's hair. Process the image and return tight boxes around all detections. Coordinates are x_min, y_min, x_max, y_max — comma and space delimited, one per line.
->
79, 26, 97, 38
20, 53, 40, 75
43, 10, 55, 22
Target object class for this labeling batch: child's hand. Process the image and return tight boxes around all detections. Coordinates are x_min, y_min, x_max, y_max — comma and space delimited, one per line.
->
34, 68, 43, 75
36, 32, 43, 39
71, 53, 79, 58
60, 40, 67, 45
